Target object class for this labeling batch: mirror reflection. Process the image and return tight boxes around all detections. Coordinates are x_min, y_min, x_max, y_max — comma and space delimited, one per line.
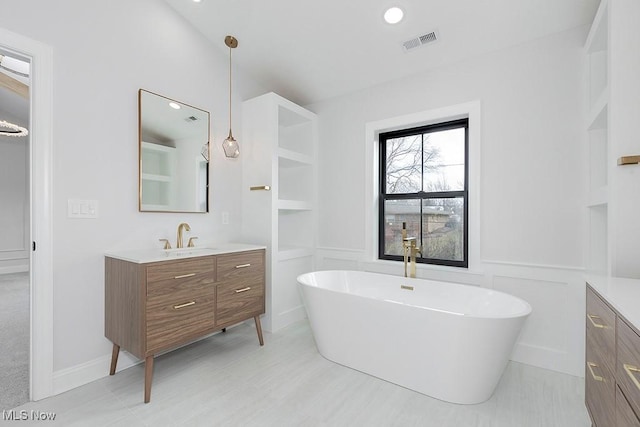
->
139, 89, 210, 212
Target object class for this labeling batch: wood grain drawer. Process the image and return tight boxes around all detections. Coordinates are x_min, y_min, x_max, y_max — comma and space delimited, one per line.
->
617, 385, 640, 427
587, 286, 616, 374
216, 250, 264, 283
146, 287, 215, 353
617, 317, 640, 417
216, 280, 264, 327
146, 256, 215, 297
586, 333, 616, 427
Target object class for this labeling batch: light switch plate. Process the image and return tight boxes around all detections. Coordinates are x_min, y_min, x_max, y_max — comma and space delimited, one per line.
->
68, 199, 99, 219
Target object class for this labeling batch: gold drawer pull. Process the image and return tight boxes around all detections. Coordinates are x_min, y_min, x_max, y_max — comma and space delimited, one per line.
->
587, 362, 604, 382
624, 364, 640, 391
250, 185, 271, 191
174, 273, 196, 279
235, 264, 251, 269
173, 301, 196, 309
587, 314, 606, 329
235, 287, 251, 293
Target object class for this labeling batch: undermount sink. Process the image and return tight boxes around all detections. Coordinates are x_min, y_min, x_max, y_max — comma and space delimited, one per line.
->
161, 247, 217, 258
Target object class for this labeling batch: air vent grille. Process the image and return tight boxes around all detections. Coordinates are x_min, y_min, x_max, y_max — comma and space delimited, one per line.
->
403, 30, 439, 52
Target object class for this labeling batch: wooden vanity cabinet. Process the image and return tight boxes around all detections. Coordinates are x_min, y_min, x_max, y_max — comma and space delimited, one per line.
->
105, 249, 265, 403
586, 284, 640, 426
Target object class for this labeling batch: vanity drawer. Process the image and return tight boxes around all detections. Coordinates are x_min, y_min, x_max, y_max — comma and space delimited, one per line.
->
617, 317, 640, 416
146, 287, 215, 353
216, 250, 264, 283
146, 257, 215, 297
215, 280, 264, 327
587, 286, 616, 374
586, 333, 616, 427
617, 385, 640, 427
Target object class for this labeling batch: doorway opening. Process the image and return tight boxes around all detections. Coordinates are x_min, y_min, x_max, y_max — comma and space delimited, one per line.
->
0, 47, 31, 410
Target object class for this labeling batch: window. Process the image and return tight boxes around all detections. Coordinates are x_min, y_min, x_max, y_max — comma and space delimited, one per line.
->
379, 118, 468, 268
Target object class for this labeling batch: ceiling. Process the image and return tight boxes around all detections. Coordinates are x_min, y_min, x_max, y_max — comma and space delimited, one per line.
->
165, 0, 599, 106
0, 49, 30, 127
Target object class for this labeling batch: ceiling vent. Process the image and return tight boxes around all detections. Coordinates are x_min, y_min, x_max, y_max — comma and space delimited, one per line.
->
184, 116, 198, 122
403, 30, 439, 52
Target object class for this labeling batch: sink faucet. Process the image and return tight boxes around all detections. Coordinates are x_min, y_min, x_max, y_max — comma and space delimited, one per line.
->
176, 223, 191, 248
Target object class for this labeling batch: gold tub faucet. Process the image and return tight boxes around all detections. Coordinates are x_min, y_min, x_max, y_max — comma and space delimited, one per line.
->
176, 222, 191, 248
401, 222, 422, 278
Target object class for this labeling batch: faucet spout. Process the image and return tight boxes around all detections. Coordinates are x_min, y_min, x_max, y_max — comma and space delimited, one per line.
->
176, 222, 191, 248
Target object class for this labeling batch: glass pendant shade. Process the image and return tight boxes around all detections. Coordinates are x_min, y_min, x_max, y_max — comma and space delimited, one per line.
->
223, 129, 239, 158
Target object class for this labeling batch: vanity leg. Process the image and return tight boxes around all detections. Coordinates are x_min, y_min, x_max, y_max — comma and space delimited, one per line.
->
109, 344, 120, 375
144, 356, 154, 404
254, 316, 264, 346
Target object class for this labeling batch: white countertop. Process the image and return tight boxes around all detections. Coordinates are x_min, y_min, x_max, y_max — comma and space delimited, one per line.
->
587, 275, 640, 330
105, 243, 266, 264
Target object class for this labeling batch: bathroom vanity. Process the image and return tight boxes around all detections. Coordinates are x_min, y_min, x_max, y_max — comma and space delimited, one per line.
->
104, 244, 265, 403
585, 277, 640, 426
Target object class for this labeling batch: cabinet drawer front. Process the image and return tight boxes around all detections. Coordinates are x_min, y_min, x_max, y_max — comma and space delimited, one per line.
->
587, 286, 616, 374
586, 334, 616, 427
617, 385, 640, 427
617, 317, 640, 416
216, 280, 265, 327
146, 257, 215, 297
146, 288, 215, 353
216, 250, 264, 283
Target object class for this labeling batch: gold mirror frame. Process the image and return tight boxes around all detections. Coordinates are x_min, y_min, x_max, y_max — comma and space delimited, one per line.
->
138, 89, 210, 213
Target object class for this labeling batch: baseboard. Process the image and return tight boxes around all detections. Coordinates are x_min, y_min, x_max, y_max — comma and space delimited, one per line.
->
271, 305, 307, 332
52, 351, 140, 395
511, 342, 582, 378
0, 265, 29, 275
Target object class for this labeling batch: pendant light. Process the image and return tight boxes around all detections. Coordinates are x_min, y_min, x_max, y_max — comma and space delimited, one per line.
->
222, 35, 240, 158
0, 120, 28, 137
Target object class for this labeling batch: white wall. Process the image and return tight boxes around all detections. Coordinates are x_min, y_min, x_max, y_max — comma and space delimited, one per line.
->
308, 27, 588, 376
0, 0, 266, 391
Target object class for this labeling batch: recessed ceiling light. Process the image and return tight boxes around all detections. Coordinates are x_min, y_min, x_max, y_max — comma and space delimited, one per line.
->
193, 0, 202, 3
169, 102, 181, 110
384, 7, 404, 24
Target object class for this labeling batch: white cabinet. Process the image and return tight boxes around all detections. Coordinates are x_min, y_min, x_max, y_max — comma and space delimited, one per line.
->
585, 0, 640, 278
241, 92, 317, 332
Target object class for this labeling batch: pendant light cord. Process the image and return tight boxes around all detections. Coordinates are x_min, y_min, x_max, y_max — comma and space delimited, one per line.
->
229, 44, 232, 136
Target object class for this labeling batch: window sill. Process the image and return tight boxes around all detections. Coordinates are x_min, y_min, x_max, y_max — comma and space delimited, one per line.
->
361, 258, 485, 284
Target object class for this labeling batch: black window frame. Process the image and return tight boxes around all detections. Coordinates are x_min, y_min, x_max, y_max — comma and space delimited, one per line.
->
378, 118, 469, 268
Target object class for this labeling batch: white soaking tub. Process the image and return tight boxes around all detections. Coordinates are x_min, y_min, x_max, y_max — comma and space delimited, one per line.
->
297, 270, 532, 404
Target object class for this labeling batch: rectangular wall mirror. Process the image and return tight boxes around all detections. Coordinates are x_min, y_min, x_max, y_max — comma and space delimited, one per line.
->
139, 89, 210, 212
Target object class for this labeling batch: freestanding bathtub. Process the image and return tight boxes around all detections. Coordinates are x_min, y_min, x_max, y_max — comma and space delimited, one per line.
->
297, 270, 532, 404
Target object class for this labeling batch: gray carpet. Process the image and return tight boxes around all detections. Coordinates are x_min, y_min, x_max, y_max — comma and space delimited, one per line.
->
0, 272, 29, 410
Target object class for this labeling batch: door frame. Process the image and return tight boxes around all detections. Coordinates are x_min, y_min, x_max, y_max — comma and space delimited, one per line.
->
1, 26, 54, 401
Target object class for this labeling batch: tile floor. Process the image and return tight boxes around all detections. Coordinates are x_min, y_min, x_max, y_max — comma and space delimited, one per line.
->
4, 320, 591, 426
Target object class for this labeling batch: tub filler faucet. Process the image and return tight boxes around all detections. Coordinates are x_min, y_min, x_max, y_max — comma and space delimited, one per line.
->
401, 222, 422, 278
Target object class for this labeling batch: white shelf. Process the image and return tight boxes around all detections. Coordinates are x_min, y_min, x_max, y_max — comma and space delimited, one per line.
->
278, 148, 313, 167
278, 199, 312, 211
588, 185, 609, 207
141, 173, 171, 182
588, 88, 608, 130
585, 0, 608, 54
